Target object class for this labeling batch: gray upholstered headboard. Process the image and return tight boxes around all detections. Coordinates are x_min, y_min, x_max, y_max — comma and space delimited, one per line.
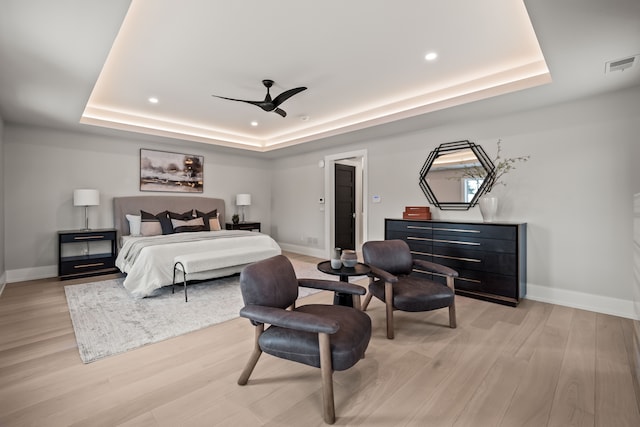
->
113, 196, 226, 237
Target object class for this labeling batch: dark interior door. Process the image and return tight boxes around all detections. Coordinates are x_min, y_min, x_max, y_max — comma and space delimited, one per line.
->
335, 163, 356, 250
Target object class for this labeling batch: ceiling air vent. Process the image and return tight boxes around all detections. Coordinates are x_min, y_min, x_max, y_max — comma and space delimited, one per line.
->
605, 55, 639, 73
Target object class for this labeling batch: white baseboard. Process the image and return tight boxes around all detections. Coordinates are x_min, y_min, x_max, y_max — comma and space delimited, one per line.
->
526, 283, 639, 320
0, 271, 6, 296
278, 242, 327, 259
6, 265, 57, 284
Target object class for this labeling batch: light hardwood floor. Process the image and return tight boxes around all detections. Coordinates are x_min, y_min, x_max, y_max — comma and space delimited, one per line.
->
0, 252, 639, 426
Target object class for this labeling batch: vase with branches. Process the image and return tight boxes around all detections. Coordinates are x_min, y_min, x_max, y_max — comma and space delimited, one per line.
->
465, 139, 529, 221
464, 139, 530, 193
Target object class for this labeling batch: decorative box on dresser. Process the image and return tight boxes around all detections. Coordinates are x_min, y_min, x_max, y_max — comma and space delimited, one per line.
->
385, 218, 526, 306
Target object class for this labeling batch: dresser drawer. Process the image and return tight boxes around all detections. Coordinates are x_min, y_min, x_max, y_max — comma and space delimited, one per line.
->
59, 255, 116, 276
430, 247, 518, 276
386, 219, 433, 234
59, 231, 116, 243
433, 223, 516, 240
431, 234, 516, 254
418, 268, 518, 300
453, 271, 518, 300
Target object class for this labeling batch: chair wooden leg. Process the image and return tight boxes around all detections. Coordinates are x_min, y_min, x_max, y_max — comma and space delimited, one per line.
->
446, 276, 456, 328
384, 281, 394, 339
361, 292, 373, 311
238, 324, 264, 385
449, 301, 457, 328
352, 294, 361, 311
319, 332, 335, 424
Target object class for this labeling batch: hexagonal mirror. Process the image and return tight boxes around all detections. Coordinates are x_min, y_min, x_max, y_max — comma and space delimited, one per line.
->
419, 140, 495, 210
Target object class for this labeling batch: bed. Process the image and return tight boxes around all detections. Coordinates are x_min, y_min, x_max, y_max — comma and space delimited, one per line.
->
113, 195, 281, 298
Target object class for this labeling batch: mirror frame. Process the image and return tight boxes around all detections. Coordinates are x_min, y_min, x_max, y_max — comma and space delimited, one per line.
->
419, 140, 495, 210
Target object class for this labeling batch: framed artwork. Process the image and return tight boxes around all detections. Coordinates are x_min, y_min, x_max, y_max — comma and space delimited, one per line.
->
140, 149, 204, 193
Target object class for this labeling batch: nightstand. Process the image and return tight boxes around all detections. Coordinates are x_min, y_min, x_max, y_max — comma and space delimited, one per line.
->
58, 228, 118, 280
225, 222, 261, 232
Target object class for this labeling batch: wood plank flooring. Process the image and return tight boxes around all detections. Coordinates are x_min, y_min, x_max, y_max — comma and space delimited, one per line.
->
0, 252, 639, 426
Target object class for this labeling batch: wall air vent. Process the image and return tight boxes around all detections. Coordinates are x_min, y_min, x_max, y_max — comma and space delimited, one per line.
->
605, 55, 639, 73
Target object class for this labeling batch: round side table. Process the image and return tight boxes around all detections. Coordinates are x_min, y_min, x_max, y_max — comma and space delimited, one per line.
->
317, 261, 370, 306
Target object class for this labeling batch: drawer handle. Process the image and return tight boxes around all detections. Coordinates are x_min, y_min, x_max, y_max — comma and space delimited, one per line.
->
74, 235, 104, 240
74, 262, 105, 269
410, 250, 433, 257
409, 250, 481, 263
407, 237, 433, 242
422, 270, 482, 284
456, 276, 482, 284
432, 253, 482, 263
432, 238, 480, 246
407, 226, 432, 230
435, 228, 480, 234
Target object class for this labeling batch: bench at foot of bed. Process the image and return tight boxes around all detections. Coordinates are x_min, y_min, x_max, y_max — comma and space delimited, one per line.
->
172, 247, 281, 302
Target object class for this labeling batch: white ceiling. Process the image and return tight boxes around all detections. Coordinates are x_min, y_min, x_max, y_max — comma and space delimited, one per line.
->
1, 0, 639, 156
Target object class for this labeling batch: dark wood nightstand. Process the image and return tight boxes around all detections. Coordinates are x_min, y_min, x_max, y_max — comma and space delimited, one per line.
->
58, 228, 118, 280
225, 222, 261, 232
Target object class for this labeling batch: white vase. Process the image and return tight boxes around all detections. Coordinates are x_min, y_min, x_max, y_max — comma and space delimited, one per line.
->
330, 248, 342, 269
479, 196, 499, 222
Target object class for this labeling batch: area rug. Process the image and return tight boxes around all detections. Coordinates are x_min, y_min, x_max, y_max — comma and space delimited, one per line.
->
65, 260, 330, 363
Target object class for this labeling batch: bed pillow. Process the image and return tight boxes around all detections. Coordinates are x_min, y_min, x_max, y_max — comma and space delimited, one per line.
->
169, 210, 194, 220
140, 210, 166, 236
125, 214, 142, 236
195, 209, 221, 231
157, 210, 193, 235
171, 217, 205, 233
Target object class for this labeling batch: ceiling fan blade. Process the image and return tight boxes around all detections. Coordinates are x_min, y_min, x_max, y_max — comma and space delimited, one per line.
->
274, 108, 287, 117
212, 94, 260, 105
272, 86, 307, 107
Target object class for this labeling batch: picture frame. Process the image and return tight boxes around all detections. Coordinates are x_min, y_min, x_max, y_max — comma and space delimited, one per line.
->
140, 149, 204, 193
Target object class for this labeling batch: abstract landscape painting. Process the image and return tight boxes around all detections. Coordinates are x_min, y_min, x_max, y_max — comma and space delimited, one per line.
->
140, 149, 203, 193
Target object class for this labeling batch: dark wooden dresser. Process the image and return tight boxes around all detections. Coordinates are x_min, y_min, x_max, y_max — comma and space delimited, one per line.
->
385, 218, 527, 306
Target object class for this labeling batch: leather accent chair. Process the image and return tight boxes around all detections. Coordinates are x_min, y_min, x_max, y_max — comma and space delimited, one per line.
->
237, 255, 371, 424
362, 239, 458, 339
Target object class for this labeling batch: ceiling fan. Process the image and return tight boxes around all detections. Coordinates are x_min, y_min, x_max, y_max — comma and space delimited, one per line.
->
212, 79, 307, 118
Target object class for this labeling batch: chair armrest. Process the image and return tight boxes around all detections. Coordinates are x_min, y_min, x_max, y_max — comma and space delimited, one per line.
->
239, 304, 339, 334
298, 278, 366, 295
413, 259, 459, 277
367, 265, 398, 283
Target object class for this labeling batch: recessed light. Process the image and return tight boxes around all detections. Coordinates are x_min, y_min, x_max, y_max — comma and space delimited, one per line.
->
299, 115, 310, 121
250, 121, 258, 127
148, 97, 159, 104
425, 52, 438, 61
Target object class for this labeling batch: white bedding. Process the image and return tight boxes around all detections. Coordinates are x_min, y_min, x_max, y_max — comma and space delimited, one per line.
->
115, 230, 281, 298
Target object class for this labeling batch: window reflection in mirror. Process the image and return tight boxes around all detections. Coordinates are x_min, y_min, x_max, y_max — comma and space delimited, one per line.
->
464, 178, 483, 203
425, 149, 487, 204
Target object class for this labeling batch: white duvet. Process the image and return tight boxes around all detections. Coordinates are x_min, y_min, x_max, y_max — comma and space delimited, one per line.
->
115, 230, 281, 298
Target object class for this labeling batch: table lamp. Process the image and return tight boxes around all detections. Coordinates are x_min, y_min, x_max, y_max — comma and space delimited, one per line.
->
236, 193, 251, 223
73, 189, 99, 230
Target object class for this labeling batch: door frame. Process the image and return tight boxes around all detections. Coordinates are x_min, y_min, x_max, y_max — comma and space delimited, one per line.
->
323, 149, 368, 257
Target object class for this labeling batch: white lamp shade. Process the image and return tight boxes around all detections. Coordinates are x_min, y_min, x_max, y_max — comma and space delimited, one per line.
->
73, 189, 100, 206
236, 194, 251, 206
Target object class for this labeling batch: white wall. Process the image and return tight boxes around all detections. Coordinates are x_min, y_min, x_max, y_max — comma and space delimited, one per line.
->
272, 86, 640, 319
0, 116, 5, 289
3, 125, 272, 280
